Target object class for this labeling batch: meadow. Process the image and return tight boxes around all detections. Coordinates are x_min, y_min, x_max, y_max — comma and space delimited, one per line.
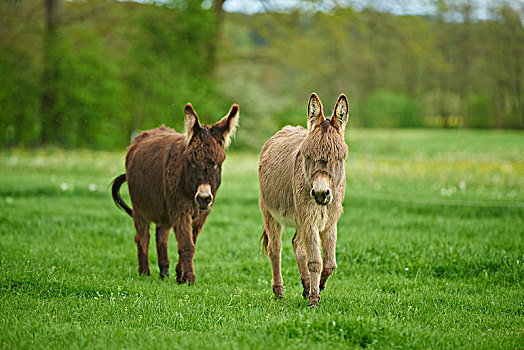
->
0, 129, 522, 349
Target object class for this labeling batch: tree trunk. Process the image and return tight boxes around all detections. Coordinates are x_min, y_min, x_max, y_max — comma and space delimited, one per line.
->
207, 0, 225, 77
40, 0, 63, 144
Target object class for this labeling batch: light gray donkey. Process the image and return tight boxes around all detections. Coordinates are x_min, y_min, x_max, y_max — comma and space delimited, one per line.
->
259, 93, 349, 307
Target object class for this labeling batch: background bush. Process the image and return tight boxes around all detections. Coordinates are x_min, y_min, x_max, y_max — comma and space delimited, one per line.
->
467, 94, 494, 129
361, 90, 424, 128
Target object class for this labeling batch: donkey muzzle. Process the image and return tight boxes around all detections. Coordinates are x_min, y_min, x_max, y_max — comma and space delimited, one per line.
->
195, 184, 213, 210
310, 176, 332, 206
311, 188, 331, 205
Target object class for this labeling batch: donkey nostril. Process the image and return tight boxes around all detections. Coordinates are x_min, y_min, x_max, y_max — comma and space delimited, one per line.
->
311, 189, 316, 197
326, 189, 330, 196
196, 194, 212, 208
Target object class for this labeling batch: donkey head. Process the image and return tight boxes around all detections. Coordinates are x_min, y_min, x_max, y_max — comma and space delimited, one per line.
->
183, 103, 239, 210
300, 93, 348, 206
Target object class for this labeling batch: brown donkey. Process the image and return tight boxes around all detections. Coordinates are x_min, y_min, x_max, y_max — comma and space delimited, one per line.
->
112, 103, 239, 284
259, 93, 348, 307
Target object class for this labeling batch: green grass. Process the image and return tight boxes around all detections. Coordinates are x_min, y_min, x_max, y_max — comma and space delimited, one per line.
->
1, 129, 523, 349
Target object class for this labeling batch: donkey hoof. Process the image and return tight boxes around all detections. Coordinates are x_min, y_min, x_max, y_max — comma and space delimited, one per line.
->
302, 290, 310, 299
308, 301, 319, 309
176, 272, 186, 284
139, 269, 150, 276
272, 285, 283, 298
159, 271, 169, 280
187, 274, 195, 286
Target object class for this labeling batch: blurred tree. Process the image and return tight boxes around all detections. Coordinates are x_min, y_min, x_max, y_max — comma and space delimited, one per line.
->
454, 1, 475, 127
487, 4, 524, 128
430, 0, 455, 128
40, 0, 63, 145
1, 0, 523, 150
0, 0, 42, 147
208, 0, 226, 77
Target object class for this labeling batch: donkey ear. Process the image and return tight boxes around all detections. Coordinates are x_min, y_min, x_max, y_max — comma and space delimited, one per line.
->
331, 94, 349, 133
184, 103, 200, 146
307, 93, 324, 131
211, 104, 239, 149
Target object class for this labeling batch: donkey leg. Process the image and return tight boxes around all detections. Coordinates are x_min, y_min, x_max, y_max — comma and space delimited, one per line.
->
305, 229, 322, 307
320, 226, 338, 292
263, 211, 283, 298
156, 224, 171, 279
174, 215, 207, 284
292, 231, 310, 299
133, 213, 151, 276
175, 261, 182, 283
174, 214, 196, 285
191, 214, 208, 244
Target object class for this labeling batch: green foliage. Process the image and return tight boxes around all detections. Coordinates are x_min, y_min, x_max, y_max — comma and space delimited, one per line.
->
0, 28, 41, 147
467, 94, 494, 129
0, 0, 227, 149
361, 90, 423, 128
0, 129, 523, 348
56, 31, 126, 149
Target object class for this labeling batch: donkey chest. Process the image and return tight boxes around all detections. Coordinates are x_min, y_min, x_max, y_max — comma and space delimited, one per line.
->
304, 205, 330, 232
269, 203, 330, 232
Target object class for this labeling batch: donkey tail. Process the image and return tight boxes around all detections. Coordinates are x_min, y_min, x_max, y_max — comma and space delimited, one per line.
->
111, 174, 133, 217
259, 228, 269, 256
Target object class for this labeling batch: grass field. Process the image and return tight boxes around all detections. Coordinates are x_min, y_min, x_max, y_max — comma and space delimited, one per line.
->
1, 129, 523, 349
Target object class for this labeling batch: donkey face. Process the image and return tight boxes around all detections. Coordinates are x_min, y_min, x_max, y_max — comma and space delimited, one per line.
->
300, 93, 348, 206
183, 103, 239, 210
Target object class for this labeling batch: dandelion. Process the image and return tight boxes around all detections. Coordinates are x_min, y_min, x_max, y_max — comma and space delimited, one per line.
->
34, 157, 45, 166
405, 267, 409, 271
459, 180, 466, 191
440, 187, 455, 197
88, 184, 97, 192
60, 183, 69, 191
8, 156, 19, 166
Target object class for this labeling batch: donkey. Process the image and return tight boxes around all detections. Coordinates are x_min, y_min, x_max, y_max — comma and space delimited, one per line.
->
259, 93, 348, 307
111, 103, 239, 284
